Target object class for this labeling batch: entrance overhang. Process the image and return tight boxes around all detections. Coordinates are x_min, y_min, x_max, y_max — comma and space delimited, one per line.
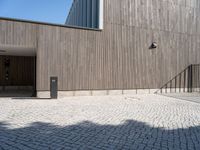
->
0, 45, 36, 56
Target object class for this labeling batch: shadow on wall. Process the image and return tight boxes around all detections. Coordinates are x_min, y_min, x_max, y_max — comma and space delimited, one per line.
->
0, 120, 200, 149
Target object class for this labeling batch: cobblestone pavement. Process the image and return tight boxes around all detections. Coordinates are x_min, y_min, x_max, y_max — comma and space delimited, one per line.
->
162, 93, 200, 104
0, 94, 200, 150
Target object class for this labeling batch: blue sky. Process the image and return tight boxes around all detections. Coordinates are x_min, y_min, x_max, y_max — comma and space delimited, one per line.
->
0, 0, 73, 24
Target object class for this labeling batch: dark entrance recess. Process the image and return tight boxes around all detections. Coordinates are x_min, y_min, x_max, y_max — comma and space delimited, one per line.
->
0, 55, 36, 97
50, 77, 58, 99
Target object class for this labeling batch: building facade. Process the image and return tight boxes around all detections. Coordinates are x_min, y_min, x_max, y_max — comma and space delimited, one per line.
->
66, 0, 103, 29
0, 0, 200, 97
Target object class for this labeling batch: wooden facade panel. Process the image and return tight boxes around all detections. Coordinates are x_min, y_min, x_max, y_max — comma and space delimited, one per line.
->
0, 58, 3, 84
0, 0, 200, 91
103, 0, 200, 35
0, 56, 34, 86
36, 17, 200, 91
0, 20, 37, 47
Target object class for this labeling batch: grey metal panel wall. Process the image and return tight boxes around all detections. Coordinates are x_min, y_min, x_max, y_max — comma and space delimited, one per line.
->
82, 0, 87, 27
66, 0, 100, 28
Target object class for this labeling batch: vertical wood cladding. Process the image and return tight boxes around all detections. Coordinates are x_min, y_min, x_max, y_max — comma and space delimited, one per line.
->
0, 20, 37, 47
0, 0, 200, 91
0, 56, 35, 86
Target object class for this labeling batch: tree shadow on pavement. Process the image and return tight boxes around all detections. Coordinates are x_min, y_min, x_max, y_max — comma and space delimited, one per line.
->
0, 120, 200, 150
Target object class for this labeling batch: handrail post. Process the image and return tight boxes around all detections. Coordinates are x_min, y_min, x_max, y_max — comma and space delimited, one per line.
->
184, 70, 186, 92
198, 65, 200, 93
155, 64, 200, 94
170, 80, 172, 93
188, 65, 193, 93
175, 76, 177, 93
179, 73, 181, 93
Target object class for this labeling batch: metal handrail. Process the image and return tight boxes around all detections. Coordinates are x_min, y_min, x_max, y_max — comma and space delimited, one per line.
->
155, 64, 200, 94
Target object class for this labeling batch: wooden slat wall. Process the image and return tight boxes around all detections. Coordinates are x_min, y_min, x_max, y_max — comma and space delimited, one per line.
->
0, 0, 200, 91
0, 20, 37, 47
0, 56, 35, 86
0, 57, 3, 85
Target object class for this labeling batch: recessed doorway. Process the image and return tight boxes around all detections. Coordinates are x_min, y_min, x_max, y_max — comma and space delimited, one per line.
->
0, 55, 36, 97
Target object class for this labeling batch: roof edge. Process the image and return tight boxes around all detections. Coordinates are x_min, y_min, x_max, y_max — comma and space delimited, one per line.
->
0, 17, 102, 31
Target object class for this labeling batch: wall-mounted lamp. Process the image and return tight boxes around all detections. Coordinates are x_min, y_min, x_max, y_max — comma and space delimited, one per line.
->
4, 58, 10, 67
4, 58, 10, 81
149, 42, 158, 49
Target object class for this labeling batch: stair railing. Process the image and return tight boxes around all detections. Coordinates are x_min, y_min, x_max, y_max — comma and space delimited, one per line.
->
155, 64, 200, 94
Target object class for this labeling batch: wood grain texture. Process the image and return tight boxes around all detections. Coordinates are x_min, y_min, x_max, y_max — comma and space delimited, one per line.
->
0, 0, 200, 91
0, 20, 37, 47
0, 56, 35, 86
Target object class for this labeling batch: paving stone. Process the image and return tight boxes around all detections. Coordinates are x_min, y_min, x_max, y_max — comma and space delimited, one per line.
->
0, 95, 200, 149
